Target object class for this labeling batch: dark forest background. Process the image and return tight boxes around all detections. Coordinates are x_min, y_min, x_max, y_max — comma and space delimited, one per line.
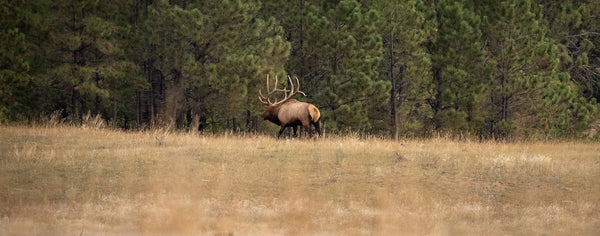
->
2, 0, 599, 139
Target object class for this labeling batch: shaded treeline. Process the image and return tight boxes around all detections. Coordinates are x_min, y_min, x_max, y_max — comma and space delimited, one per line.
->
1, 0, 599, 139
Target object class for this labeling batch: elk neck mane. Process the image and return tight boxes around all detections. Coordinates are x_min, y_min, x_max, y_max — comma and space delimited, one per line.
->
263, 99, 301, 125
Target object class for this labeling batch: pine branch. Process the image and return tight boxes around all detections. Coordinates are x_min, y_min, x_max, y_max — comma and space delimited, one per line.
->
563, 32, 600, 38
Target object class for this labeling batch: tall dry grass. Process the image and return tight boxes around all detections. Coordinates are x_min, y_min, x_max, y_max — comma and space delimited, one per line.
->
0, 125, 598, 235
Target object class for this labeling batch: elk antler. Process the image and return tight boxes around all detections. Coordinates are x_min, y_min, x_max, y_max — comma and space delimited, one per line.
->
258, 74, 306, 106
258, 74, 277, 105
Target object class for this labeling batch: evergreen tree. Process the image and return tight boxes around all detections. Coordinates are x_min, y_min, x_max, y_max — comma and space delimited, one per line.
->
480, 0, 593, 138
379, 0, 436, 138
141, 0, 201, 127
430, 0, 490, 136
141, 0, 290, 131
535, 0, 599, 136
1, 0, 598, 138
540, 0, 600, 102
304, 0, 389, 132
41, 0, 143, 124
0, 0, 34, 121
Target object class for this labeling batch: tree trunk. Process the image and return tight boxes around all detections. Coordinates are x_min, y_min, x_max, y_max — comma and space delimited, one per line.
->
135, 91, 139, 129
245, 110, 259, 133
189, 114, 199, 134
113, 100, 118, 128
389, 29, 399, 141
501, 73, 508, 122
149, 88, 155, 127
231, 117, 237, 133
72, 85, 80, 124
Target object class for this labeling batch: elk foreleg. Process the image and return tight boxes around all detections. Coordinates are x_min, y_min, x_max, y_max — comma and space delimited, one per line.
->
277, 125, 288, 138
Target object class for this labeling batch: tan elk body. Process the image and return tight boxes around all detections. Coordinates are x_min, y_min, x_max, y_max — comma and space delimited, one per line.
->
259, 75, 322, 138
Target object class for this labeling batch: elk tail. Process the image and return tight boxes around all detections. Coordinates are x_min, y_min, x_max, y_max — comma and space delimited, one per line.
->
308, 105, 320, 123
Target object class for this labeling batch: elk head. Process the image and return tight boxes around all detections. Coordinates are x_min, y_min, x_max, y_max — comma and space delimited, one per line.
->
258, 75, 321, 138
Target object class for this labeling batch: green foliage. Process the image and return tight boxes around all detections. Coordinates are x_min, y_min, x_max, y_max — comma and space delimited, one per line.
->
299, 0, 388, 132
431, 0, 489, 136
1, 0, 598, 139
378, 0, 437, 137
477, 0, 599, 139
0, 1, 34, 122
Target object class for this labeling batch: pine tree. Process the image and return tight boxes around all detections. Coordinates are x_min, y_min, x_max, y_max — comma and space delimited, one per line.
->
535, 0, 599, 136
41, 0, 140, 123
379, 0, 437, 138
0, 0, 34, 121
539, 0, 600, 102
480, 0, 583, 138
303, 0, 388, 132
194, 0, 290, 132
430, 0, 490, 136
2, 0, 598, 137
105, 0, 151, 128
141, 0, 199, 127
140, 0, 290, 131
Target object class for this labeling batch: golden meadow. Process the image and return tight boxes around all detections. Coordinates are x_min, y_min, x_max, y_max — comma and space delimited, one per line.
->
1, 125, 598, 235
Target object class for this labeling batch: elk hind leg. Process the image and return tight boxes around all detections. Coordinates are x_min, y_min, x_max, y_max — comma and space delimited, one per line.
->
302, 120, 312, 138
313, 121, 322, 137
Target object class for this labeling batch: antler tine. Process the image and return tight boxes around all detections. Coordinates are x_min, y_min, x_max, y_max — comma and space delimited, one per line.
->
258, 89, 270, 105
282, 85, 289, 99
273, 75, 278, 93
294, 76, 306, 96
259, 74, 308, 106
259, 74, 277, 105
274, 75, 293, 102
288, 75, 294, 97
258, 75, 268, 104
273, 75, 279, 103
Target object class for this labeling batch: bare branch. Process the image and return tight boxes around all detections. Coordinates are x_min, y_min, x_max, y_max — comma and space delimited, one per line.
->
563, 31, 600, 38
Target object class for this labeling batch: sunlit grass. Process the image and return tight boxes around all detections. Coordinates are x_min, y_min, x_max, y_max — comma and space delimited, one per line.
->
1, 125, 598, 235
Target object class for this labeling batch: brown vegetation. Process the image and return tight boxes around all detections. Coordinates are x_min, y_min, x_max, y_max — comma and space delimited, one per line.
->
0, 125, 598, 235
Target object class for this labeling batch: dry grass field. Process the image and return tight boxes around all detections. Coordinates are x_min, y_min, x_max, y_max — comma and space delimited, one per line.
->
0, 125, 599, 235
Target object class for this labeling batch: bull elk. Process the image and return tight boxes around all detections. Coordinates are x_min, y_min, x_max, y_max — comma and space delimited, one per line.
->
258, 75, 322, 138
